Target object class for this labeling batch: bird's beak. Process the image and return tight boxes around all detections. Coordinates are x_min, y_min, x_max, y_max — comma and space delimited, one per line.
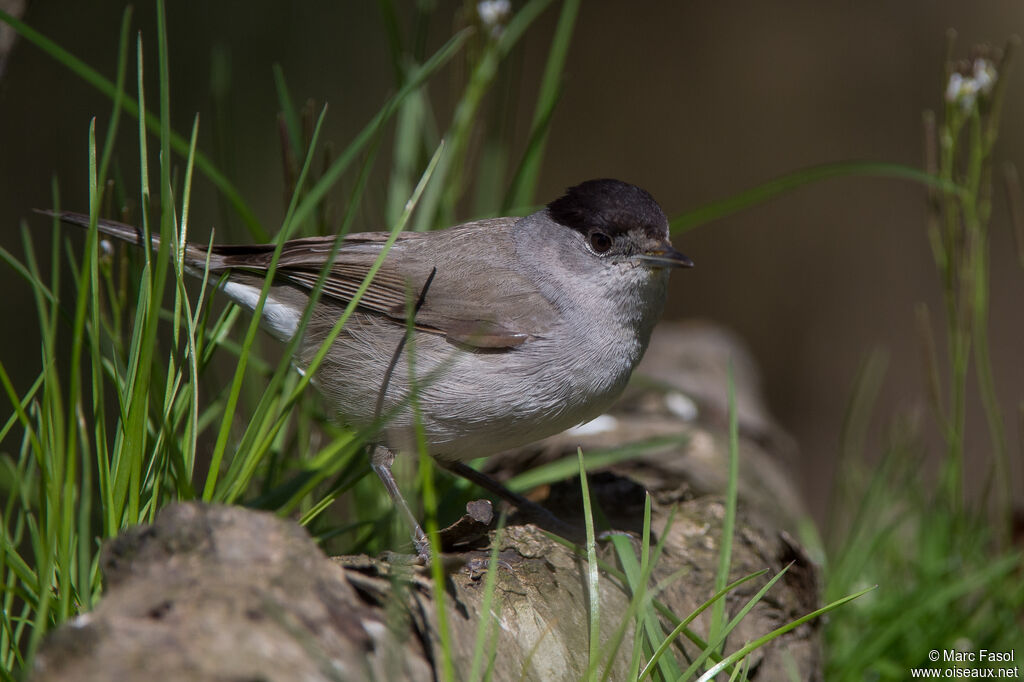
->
635, 241, 694, 269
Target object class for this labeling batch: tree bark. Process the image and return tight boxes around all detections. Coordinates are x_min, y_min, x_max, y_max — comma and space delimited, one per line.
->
32, 322, 822, 681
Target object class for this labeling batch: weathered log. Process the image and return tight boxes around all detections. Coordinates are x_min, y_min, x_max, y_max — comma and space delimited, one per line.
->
32, 322, 821, 681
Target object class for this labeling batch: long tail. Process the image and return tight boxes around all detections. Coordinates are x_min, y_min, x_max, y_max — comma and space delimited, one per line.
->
36, 210, 227, 272
39, 210, 306, 342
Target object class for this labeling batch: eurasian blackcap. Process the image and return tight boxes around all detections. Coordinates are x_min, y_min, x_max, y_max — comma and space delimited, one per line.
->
47, 178, 692, 558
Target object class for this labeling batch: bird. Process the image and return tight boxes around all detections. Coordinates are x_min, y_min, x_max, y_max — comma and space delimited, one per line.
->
45, 178, 693, 558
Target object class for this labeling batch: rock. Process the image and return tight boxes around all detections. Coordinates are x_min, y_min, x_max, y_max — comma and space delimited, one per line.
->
33, 504, 431, 681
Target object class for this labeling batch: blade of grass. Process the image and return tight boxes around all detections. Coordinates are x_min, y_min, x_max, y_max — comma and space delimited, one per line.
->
72, 9, 131, 616
850, 553, 1018, 666
216, 116, 390, 502
670, 161, 966, 234
22, 516, 54, 671
543, 528, 730, 671
505, 434, 689, 493
386, 87, 434, 227
117, 0, 175, 526
698, 585, 877, 682
0, 7, 267, 239
637, 569, 769, 681
0, 372, 43, 446
411, 332, 455, 682
216, 138, 445, 506
728, 656, 751, 682
680, 564, 793, 681
95, 33, 143, 535
626, 505, 683, 681
201, 103, 330, 500
504, 0, 579, 210
294, 455, 367, 526
397, 152, 456, 677
0, 365, 45, 469
217, 140, 441, 504
709, 362, 740, 651
149, 113, 202, 499
598, 497, 683, 682
45, 10, 130, 619
0, 245, 58, 304
468, 517, 507, 682
600, 498, 653, 682
578, 447, 600, 681
414, 0, 554, 232
273, 64, 303, 160
289, 29, 468, 232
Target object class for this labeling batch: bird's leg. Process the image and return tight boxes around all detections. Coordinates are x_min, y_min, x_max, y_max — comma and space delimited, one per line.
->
438, 460, 579, 541
371, 445, 431, 561
370, 269, 440, 562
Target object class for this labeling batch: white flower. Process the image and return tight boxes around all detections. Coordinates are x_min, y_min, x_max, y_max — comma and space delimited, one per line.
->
945, 58, 997, 110
972, 58, 997, 96
945, 72, 965, 103
477, 0, 511, 37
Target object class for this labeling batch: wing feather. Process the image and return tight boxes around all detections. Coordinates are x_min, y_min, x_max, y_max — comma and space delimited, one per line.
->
205, 221, 556, 349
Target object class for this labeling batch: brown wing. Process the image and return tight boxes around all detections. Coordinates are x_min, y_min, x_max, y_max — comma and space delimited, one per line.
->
42, 212, 553, 349
206, 222, 556, 349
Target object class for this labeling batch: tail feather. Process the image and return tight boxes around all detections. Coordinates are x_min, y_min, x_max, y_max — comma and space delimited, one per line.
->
37, 209, 306, 341
35, 210, 222, 272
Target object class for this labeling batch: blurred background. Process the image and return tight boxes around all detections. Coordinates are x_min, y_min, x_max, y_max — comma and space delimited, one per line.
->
1, 0, 1022, 524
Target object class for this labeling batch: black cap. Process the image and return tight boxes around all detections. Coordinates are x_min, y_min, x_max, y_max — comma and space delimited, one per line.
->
546, 179, 669, 241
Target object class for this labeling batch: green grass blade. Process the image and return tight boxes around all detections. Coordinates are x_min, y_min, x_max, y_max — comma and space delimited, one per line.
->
709, 362, 740, 650
0, 372, 42, 446
0, 245, 58, 305
505, 435, 689, 493
135, 29, 152, 269
282, 140, 445, 411
0, 7, 267, 240
65, 3, 131, 616
504, 0, 579, 210
218, 125, 384, 503
468, 517, 507, 682
216, 123, 388, 503
273, 64, 302, 159
107, 0, 175, 526
386, 87, 433, 227
597, 496, 682, 682
698, 585, 877, 682
414, 362, 454, 682
164, 113, 202, 490
202, 104, 329, 500
398, 149, 456, 679
850, 553, 1018, 666
637, 570, 768, 681
290, 29, 468, 232
578, 447, 600, 681
415, 0, 554, 232
680, 564, 792, 681
543, 526, 731, 673
0, 364, 45, 461
670, 161, 966, 234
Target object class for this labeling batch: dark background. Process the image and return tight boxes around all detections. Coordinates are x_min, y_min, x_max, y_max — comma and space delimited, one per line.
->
1, 1, 1022, 522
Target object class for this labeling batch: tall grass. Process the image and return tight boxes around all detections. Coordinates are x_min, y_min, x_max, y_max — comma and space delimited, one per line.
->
0, 2, 554, 675
823, 37, 1024, 680
0, 3, 1019, 680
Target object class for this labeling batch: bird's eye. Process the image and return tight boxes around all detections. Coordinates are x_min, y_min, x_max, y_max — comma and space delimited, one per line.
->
589, 231, 612, 254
